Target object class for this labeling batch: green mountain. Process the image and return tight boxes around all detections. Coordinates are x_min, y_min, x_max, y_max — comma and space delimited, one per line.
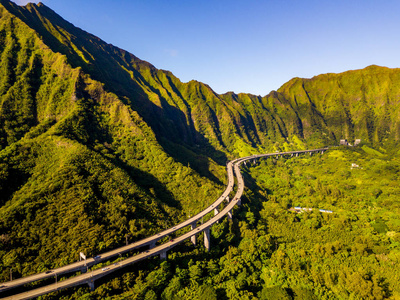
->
0, 0, 225, 278
0, 0, 400, 283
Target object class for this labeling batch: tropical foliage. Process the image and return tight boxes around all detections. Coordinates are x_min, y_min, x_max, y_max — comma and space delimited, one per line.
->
37, 146, 400, 299
0, 1, 400, 299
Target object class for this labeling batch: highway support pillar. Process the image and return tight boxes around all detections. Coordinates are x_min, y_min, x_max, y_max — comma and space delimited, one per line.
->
227, 209, 232, 219
88, 280, 95, 291
214, 205, 219, 216
214, 205, 220, 223
309, 152, 312, 156
237, 198, 241, 206
149, 240, 156, 249
204, 228, 211, 252
160, 250, 167, 260
291, 153, 294, 157
226, 196, 230, 203
190, 222, 197, 245
296, 153, 299, 157
321, 150, 324, 154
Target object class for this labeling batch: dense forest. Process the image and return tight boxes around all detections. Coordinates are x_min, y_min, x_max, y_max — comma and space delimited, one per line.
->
0, 0, 400, 299
31, 146, 399, 299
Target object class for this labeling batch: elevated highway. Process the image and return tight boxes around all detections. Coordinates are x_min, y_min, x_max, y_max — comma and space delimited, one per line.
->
1, 148, 328, 300
0, 162, 235, 293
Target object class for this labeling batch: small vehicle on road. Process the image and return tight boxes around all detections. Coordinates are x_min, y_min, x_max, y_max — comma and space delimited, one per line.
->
94, 255, 101, 260
102, 267, 110, 271
45, 271, 52, 274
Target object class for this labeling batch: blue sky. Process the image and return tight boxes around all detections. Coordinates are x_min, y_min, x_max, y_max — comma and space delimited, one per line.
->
14, 0, 400, 96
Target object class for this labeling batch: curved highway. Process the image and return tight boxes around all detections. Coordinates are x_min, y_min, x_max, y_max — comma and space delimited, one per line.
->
1, 148, 328, 300
0, 162, 235, 293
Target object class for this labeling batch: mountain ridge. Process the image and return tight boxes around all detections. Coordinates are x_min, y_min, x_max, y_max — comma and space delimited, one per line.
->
0, 0, 400, 283
3, 0, 400, 152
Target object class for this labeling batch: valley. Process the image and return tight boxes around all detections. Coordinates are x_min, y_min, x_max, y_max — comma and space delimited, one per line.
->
0, 0, 399, 299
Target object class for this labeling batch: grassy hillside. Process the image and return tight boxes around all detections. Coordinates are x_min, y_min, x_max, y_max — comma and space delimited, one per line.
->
1, 0, 400, 159
0, 0, 223, 280
0, 0, 400, 292
44, 147, 399, 300
275, 65, 400, 145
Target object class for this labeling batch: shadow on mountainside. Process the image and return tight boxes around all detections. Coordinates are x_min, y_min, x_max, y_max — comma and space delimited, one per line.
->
8, 1, 229, 179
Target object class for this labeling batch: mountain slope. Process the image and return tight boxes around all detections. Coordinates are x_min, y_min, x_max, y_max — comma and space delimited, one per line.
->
0, 0, 400, 282
2, 1, 400, 157
0, 0, 223, 279
274, 65, 400, 144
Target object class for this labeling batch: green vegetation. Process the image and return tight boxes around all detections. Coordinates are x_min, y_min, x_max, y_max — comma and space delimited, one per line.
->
244, 147, 400, 299
0, 1, 400, 299
34, 147, 399, 300
62, 147, 397, 299
0, 0, 223, 281
2, 0, 400, 160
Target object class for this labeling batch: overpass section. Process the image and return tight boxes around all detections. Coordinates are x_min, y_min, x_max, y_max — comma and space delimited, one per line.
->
1, 148, 328, 300
0, 162, 235, 293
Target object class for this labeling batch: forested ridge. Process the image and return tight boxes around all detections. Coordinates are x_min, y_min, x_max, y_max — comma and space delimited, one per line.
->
0, 0, 224, 281
18, 146, 397, 300
0, 0, 400, 299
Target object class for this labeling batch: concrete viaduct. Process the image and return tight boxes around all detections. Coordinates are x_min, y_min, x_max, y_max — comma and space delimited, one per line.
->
0, 148, 328, 300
